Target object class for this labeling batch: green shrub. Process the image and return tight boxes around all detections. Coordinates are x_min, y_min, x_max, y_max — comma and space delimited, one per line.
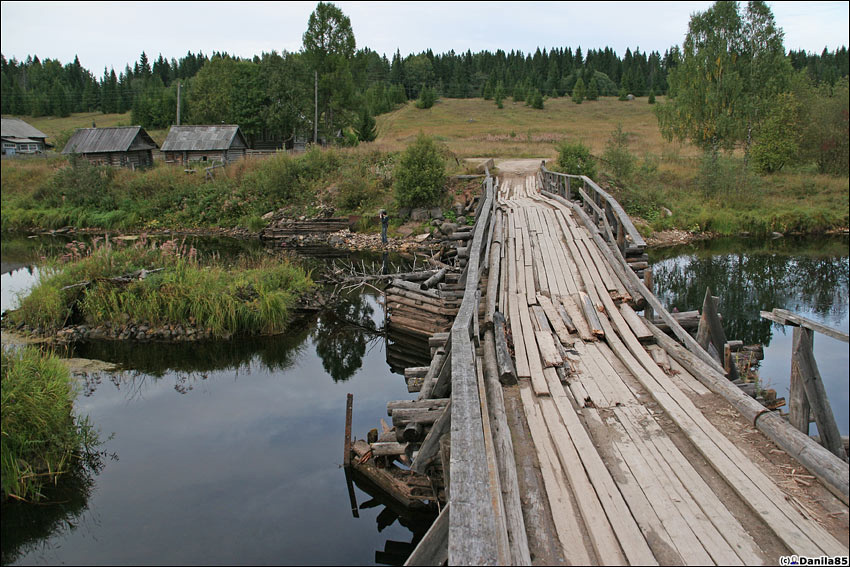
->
602, 124, 635, 182
554, 141, 597, 179
395, 134, 446, 208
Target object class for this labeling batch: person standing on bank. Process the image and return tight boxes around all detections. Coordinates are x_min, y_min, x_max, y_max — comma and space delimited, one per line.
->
380, 209, 389, 245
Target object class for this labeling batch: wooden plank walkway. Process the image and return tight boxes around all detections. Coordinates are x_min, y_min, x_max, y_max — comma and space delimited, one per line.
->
480, 174, 848, 565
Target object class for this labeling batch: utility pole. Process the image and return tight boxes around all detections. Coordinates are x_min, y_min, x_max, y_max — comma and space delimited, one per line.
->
176, 81, 182, 126
314, 70, 318, 145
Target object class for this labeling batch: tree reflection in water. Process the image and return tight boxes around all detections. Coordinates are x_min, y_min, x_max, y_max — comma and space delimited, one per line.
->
650, 237, 849, 346
313, 291, 381, 382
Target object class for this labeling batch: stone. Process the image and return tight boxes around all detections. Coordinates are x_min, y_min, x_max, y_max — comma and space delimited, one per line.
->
440, 222, 458, 236
431, 218, 443, 226
661, 207, 673, 218
410, 208, 429, 222
430, 207, 444, 220
456, 215, 467, 225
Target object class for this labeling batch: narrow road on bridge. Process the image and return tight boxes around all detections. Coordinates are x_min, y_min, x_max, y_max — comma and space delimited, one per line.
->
493, 171, 848, 565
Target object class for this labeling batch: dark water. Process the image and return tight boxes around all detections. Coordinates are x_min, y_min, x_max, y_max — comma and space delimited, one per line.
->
1, 235, 434, 566
649, 235, 850, 436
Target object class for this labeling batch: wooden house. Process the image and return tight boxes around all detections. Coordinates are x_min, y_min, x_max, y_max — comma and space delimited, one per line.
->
160, 125, 248, 165
1, 118, 50, 156
61, 126, 157, 168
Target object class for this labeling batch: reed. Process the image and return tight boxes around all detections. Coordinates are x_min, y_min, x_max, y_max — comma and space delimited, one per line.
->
7, 239, 313, 337
1, 346, 97, 502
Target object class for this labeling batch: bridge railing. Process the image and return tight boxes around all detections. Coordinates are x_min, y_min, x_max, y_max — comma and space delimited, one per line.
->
445, 168, 501, 565
540, 162, 646, 258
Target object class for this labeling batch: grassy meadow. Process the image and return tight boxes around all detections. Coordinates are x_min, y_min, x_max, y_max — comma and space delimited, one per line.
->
3, 95, 848, 236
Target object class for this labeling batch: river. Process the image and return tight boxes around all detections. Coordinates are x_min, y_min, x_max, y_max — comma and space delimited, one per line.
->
1, 233, 847, 565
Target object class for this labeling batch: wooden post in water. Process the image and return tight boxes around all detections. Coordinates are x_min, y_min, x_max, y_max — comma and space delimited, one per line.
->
698, 287, 738, 381
343, 393, 359, 517
644, 269, 654, 322
791, 327, 847, 460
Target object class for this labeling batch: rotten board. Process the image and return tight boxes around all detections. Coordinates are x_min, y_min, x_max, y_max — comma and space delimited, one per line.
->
518, 383, 615, 565
537, 294, 573, 345
561, 295, 594, 341
534, 329, 563, 368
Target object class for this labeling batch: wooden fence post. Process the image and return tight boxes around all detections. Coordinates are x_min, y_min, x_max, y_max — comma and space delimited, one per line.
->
791, 327, 847, 460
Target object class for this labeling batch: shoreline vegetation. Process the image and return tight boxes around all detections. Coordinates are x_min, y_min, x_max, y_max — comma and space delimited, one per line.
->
1, 237, 313, 341
2, 98, 848, 242
1, 346, 99, 503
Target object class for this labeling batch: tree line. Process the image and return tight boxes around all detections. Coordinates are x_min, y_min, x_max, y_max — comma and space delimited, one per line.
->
1, 1, 848, 148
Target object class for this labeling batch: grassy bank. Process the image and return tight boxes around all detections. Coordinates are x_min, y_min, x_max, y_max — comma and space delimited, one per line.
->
4, 238, 313, 338
5, 98, 848, 237
1, 147, 401, 232
1, 346, 96, 502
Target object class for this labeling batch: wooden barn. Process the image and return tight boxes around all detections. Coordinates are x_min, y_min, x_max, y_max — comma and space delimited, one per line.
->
160, 125, 248, 165
62, 126, 157, 168
2, 117, 50, 156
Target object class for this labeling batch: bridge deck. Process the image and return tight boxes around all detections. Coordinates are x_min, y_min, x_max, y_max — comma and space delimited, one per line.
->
477, 174, 848, 565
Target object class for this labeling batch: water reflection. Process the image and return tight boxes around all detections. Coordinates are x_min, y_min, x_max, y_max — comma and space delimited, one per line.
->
650, 236, 849, 346
1, 235, 430, 565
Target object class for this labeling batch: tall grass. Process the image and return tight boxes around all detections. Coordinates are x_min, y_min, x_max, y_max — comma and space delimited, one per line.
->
6, 238, 313, 338
1, 346, 97, 502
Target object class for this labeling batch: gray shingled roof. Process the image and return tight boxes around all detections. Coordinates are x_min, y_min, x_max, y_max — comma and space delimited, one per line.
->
62, 127, 157, 154
1, 118, 48, 140
160, 125, 246, 152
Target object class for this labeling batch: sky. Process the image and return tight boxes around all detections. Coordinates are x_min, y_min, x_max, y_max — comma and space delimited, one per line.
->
1, 1, 848, 74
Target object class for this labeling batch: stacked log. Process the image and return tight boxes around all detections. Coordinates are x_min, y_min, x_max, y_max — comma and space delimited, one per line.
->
260, 217, 350, 240
386, 279, 460, 339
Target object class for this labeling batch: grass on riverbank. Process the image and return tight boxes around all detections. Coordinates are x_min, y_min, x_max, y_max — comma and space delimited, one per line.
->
1, 346, 96, 502
4, 98, 848, 237
4, 238, 313, 338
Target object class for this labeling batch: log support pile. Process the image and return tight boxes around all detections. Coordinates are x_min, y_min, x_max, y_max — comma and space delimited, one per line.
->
260, 217, 350, 241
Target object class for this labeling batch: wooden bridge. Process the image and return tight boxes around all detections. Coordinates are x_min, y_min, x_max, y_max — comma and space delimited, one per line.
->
363, 163, 849, 566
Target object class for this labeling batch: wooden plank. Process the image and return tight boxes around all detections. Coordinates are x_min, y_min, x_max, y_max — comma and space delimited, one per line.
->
535, 330, 563, 368
701, 288, 738, 381
577, 291, 604, 338
603, 412, 715, 566
767, 308, 849, 343
405, 503, 450, 566
622, 405, 765, 565
620, 303, 653, 343
561, 295, 593, 341
519, 300, 548, 395
614, 406, 746, 566
509, 293, 531, 378
537, 294, 572, 345
518, 383, 617, 565
647, 318, 850, 506
596, 300, 846, 557
538, 370, 657, 566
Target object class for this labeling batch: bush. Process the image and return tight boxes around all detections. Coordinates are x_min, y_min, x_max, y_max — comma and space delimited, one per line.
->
395, 134, 446, 208
554, 141, 597, 179
602, 124, 635, 182
415, 86, 437, 109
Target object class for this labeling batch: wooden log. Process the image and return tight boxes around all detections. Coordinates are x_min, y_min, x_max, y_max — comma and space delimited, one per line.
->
417, 347, 449, 402
403, 367, 429, 380
391, 408, 445, 428
344, 393, 354, 468
577, 291, 604, 338
644, 269, 654, 322
619, 302, 653, 343
387, 398, 450, 415
482, 330, 532, 565
371, 441, 410, 457
411, 401, 451, 474
493, 311, 517, 385
645, 319, 850, 505
391, 279, 442, 299
420, 268, 447, 290
402, 422, 424, 443
429, 332, 449, 349
792, 327, 847, 460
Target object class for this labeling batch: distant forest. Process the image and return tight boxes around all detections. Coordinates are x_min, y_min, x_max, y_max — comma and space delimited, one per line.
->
2, 41, 848, 142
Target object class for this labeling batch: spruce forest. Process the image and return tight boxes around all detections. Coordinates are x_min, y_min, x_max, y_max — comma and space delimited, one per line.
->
2, 32, 848, 146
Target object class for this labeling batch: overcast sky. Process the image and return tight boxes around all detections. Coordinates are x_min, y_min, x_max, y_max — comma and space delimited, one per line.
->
2, 1, 848, 74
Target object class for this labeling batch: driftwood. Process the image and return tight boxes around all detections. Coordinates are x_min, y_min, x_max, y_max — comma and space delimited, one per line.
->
59, 267, 165, 291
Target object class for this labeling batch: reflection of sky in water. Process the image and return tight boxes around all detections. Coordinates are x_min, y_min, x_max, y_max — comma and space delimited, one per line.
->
1, 245, 427, 565
650, 242, 849, 436
1, 266, 42, 313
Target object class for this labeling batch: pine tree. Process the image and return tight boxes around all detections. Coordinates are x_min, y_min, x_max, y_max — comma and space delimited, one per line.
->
572, 77, 586, 104
354, 108, 377, 141
586, 77, 598, 100
648, 88, 656, 104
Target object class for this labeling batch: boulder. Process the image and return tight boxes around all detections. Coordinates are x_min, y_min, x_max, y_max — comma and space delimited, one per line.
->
411, 208, 429, 222
430, 207, 444, 220
440, 222, 458, 236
